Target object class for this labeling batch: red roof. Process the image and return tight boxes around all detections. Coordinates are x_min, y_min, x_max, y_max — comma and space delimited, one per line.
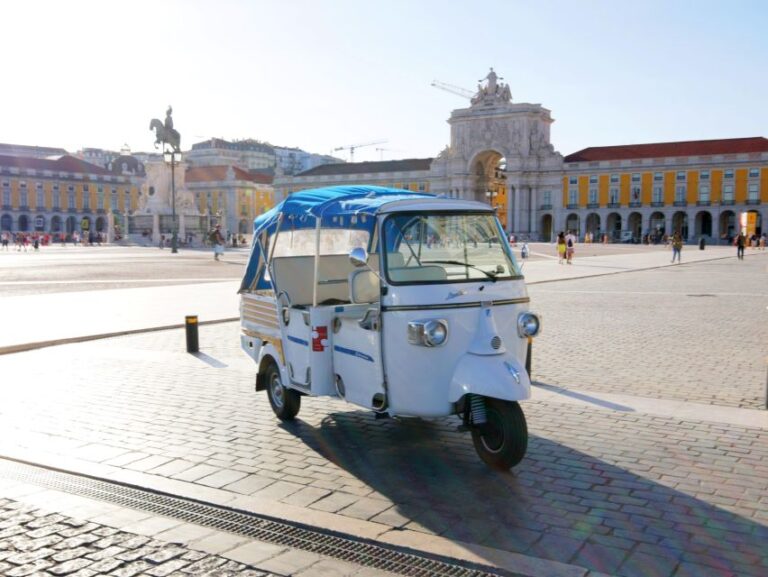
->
564, 137, 768, 163
186, 165, 273, 184
0, 154, 112, 175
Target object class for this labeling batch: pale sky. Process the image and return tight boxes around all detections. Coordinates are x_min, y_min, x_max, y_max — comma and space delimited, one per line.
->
1, 0, 766, 163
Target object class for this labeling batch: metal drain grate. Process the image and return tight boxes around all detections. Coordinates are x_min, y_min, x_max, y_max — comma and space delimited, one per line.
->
0, 457, 516, 577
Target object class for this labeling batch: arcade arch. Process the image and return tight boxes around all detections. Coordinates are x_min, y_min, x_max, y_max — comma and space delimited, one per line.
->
540, 214, 553, 242
672, 211, 688, 239
694, 211, 712, 238
628, 212, 642, 239
470, 150, 508, 229
585, 213, 601, 237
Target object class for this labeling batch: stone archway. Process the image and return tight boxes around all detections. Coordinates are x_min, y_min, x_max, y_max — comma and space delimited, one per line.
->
694, 211, 713, 238
96, 217, 106, 232
746, 209, 763, 236
469, 150, 507, 216
540, 214, 553, 242
719, 210, 735, 242
607, 212, 622, 237
34, 214, 46, 232
66, 216, 77, 234
585, 213, 601, 241
51, 215, 62, 233
672, 211, 688, 239
18, 214, 29, 232
628, 212, 642, 240
1, 214, 12, 232
649, 212, 665, 243
565, 213, 580, 236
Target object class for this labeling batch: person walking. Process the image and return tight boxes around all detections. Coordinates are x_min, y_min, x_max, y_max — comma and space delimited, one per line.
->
210, 224, 225, 261
736, 232, 746, 260
565, 230, 576, 264
671, 232, 683, 263
556, 231, 566, 264
1, 231, 8, 250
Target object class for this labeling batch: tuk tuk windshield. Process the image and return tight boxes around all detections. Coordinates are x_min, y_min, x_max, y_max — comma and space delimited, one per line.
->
382, 212, 521, 284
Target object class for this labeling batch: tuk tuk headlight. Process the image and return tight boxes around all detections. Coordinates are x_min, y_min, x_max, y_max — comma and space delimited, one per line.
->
517, 312, 541, 338
408, 319, 448, 347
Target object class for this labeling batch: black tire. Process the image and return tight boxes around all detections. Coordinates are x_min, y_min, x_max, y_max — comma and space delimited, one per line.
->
471, 399, 527, 470
265, 363, 301, 420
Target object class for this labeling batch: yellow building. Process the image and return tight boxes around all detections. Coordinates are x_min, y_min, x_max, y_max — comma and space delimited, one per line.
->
561, 137, 768, 242
0, 153, 139, 238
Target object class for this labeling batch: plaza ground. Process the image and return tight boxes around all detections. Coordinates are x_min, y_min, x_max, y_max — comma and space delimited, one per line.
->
0, 245, 765, 576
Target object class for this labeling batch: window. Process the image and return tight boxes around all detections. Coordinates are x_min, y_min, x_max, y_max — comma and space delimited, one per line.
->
631, 186, 640, 201
748, 168, 759, 178
67, 187, 75, 209
676, 171, 686, 182
748, 183, 759, 200
675, 186, 686, 202
36, 183, 44, 207
542, 190, 552, 206
699, 185, 710, 202
654, 172, 663, 182
589, 188, 597, 204
2, 188, 9, 207
700, 170, 710, 180
418, 183, 427, 192
652, 186, 663, 203
609, 187, 619, 203
83, 192, 90, 210
631, 173, 640, 183
110, 194, 118, 210
589, 175, 597, 184
97, 189, 104, 210
568, 189, 578, 205
723, 184, 734, 201
724, 169, 734, 179
53, 184, 60, 209
19, 183, 28, 208
610, 174, 619, 184
568, 177, 577, 185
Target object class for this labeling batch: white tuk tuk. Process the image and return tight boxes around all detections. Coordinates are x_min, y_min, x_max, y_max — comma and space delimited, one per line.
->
239, 186, 540, 469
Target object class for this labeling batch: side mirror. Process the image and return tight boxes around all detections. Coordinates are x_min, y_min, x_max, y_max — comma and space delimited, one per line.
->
349, 247, 368, 268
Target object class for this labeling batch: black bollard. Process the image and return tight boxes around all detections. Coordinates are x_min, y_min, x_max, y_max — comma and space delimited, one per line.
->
185, 315, 199, 353
525, 337, 532, 376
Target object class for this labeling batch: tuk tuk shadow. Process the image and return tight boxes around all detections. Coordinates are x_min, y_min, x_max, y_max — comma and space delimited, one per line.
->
277, 409, 768, 576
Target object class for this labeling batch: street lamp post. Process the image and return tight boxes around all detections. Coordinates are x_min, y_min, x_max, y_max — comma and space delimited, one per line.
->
164, 149, 181, 253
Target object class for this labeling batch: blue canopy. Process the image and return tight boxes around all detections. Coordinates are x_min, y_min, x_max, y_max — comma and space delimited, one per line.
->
240, 185, 434, 292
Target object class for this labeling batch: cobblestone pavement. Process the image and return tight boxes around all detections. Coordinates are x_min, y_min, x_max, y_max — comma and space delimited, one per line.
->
0, 497, 275, 577
532, 256, 768, 409
0, 256, 766, 577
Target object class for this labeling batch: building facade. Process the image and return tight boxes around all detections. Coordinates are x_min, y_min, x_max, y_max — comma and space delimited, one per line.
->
0, 154, 140, 238
275, 69, 767, 241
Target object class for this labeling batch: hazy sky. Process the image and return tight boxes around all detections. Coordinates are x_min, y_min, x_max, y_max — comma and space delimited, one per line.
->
2, 0, 766, 162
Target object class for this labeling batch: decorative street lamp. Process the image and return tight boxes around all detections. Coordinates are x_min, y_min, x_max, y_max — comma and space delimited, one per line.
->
150, 106, 182, 253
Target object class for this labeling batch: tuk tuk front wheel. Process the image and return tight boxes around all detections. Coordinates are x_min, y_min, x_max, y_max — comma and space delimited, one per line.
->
265, 363, 301, 420
471, 399, 527, 470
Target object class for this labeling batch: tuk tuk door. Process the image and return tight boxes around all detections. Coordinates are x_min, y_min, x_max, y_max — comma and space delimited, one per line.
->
332, 306, 386, 410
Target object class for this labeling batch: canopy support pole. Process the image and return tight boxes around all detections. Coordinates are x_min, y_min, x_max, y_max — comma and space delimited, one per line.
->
312, 216, 321, 307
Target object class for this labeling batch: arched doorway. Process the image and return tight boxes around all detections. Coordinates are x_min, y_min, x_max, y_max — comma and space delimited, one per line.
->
66, 216, 77, 234
628, 212, 642, 240
18, 214, 29, 231
649, 211, 665, 243
585, 213, 601, 240
540, 214, 553, 242
607, 212, 622, 239
0, 214, 11, 232
34, 215, 46, 232
672, 211, 688, 239
470, 150, 508, 229
719, 210, 735, 243
694, 211, 712, 238
746, 209, 763, 236
96, 216, 106, 232
565, 213, 580, 236
51, 215, 62, 233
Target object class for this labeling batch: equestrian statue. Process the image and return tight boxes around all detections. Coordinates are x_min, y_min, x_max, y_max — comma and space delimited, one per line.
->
149, 106, 181, 152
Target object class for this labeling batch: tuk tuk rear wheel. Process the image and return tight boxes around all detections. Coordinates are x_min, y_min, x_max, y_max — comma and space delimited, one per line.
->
471, 399, 527, 470
265, 363, 300, 420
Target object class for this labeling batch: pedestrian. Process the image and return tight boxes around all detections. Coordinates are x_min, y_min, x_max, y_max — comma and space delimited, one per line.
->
565, 230, 576, 264
521, 242, 529, 259
671, 232, 682, 263
736, 232, 746, 260
760, 234, 766, 250
556, 231, 566, 264
1, 231, 8, 250
209, 224, 225, 261
159, 234, 165, 249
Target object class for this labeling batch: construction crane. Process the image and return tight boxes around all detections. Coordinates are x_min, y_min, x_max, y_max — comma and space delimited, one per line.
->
332, 139, 387, 162
375, 147, 404, 160
431, 80, 475, 100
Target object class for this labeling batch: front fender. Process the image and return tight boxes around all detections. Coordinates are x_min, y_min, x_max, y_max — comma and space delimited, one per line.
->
448, 353, 531, 403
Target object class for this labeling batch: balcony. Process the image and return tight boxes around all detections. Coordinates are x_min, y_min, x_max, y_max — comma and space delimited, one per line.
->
673, 201, 687, 207
539, 204, 552, 210
720, 199, 735, 206
745, 199, 761, 205
628, 201, 642, 208
696, 200, 711, 207
607, 202, 621, 208
586, 203, 599, 209
650, 201, 665, 207
566, 203, 580, 210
